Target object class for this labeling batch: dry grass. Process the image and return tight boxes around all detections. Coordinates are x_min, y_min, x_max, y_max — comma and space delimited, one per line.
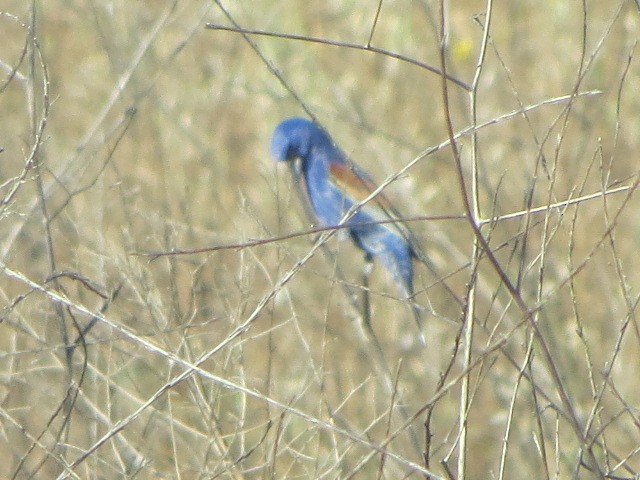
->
1, 0, 640, 478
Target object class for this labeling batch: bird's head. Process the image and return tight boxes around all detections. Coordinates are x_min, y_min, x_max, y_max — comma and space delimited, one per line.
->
270, 117, 325, 163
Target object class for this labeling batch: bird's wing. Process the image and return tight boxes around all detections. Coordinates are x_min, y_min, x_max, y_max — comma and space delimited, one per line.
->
328, 162, 396, 217
329, 162, 416, 230
329, 159, 456, 309
329, 162, 430, 259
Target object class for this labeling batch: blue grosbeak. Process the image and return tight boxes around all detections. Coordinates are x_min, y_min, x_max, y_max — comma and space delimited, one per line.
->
271, 117, 423, 333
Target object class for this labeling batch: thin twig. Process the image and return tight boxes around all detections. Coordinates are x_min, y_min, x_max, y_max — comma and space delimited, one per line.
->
205, 23, 471, 91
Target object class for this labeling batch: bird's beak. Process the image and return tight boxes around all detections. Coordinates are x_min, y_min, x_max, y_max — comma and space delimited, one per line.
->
288, 158, 307, 204
286, 158, 316, 226
287, 157, 304, 183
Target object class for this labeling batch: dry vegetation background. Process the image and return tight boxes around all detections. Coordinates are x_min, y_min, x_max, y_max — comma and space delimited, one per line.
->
1, 0, 640, 479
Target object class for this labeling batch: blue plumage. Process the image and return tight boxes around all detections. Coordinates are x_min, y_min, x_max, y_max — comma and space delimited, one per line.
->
271, 117, 416, 302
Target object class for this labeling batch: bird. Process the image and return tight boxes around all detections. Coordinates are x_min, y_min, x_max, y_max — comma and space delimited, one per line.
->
270, 117, 424, 337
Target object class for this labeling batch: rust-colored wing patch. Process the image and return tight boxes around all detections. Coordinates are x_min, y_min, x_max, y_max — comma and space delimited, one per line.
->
328, 163, 395, 211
